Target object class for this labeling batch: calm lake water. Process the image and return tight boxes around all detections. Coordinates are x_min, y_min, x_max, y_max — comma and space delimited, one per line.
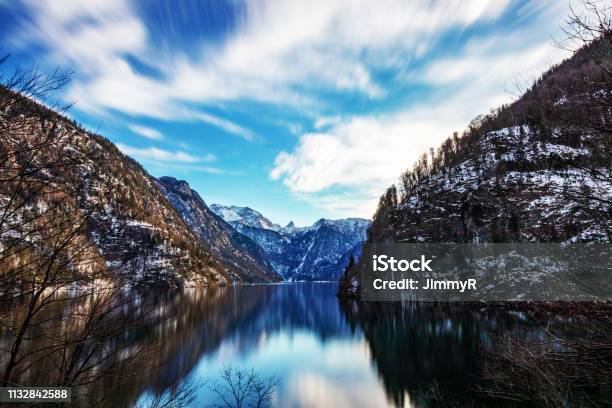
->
126, 283, 585, 408
1, 282, 606, 407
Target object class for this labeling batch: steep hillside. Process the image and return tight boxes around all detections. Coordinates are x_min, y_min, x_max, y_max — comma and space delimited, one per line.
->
212, 205, 371, 281
156, 177, 281, 282
0, 86, 234, 287
341, 35, 611, 296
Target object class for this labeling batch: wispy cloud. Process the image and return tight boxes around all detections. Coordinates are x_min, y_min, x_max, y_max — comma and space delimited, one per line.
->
145, 163, 227, 175
271, 28, 571, 217
116, 143, 216, 164
128, 124, 163, 140
314, 115, 343, 130
13, 0, 517, 121
271, 108, 463, 194
194, 112, 255, 141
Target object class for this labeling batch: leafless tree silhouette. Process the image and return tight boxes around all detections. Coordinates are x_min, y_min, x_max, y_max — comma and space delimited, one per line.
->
207, 366, 278, 408
479, 304, 612, 407
0, 57, 158, 407
561, 0, 611, 52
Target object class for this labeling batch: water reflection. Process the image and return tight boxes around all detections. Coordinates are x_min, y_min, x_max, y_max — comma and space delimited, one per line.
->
340, 301, 483, 407
1, 283, 608, 407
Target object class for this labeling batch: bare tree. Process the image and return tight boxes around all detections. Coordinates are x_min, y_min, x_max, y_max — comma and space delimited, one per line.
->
555, 1, 612, 210
0, 56, 163, 408
479, 305, 612, 407
560, 0, 612, 53
207, 366, 278, 408
0, 57, 97, 385
499, 0, 612, 211
0, 53, 73, 113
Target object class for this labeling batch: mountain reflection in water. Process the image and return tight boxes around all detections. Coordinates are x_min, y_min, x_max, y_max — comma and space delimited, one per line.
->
1, 283, 607, 407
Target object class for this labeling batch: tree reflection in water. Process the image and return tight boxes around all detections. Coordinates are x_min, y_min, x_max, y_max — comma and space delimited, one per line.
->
340, 300, 612, 407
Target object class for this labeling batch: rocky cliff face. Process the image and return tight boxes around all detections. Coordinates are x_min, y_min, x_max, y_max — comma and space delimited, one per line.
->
156, 177, 281, 283
340, 35, 611, 297
211, 204, 371, 281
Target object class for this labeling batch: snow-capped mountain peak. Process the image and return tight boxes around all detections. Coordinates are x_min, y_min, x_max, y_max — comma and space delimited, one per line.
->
210, 204, 371, 281
210, 204, 282, 231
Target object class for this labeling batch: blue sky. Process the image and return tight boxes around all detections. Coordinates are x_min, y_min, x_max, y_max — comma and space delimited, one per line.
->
0, 0, 576, 226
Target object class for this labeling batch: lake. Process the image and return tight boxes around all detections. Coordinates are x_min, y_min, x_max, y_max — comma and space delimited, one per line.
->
1, 283, 607, 407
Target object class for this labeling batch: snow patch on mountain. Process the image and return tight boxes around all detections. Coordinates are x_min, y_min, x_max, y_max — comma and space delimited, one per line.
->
210, 204, 282, 231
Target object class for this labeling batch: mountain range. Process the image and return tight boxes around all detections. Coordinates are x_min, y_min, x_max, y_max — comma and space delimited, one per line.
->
158, 178, 371, 282
210, 204, 370, 281
1, 86, 237, 287
156, 177, 281, 283
4, 34, 608, 292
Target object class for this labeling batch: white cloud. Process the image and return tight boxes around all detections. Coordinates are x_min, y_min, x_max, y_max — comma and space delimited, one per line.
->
314, 115, 343, 130
194, 112, 255, 141
14, 0, 516, 123
145, 163, 226, 175
24, 0, 129, 25
270, 107, 462, 219
423, 43, 568, 87
271, 35, 571, 218
116, 143, 215, 164
271, 108, 462, 193
292, 189, 380, 221
20, 0, 147, 75
183, 0, 512, 101
128, 124, 163, 140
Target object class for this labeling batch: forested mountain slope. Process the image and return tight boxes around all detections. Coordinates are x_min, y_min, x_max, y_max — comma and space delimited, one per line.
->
341, 35, 611, 296
0, 86, 235, 287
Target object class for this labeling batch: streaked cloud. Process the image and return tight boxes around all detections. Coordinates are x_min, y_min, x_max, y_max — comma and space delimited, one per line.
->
12, 0, 516, 120
194, 112, 255, 141
116, 143, 215, 164
128, 124, 163, 140
271, 30, 571, 217
271, 108, 461, 193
